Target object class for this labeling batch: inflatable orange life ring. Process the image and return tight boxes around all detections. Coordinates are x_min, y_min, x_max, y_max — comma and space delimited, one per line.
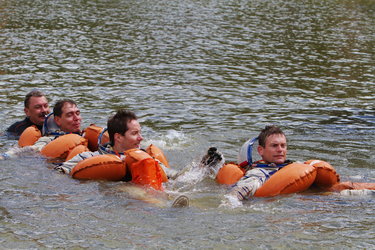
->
216, 163, 245, 185
40, 134, 88, 160
70, 154, 126, 181
18, 126, 42, 147
124, 148, 167, 189
129, 158, 164, 190
124, 148, 153, 167
254, 163, 317, 197
328, 181, 375, 192
83, 124, 110, 151
305, 159, 340, 188
65, 144, 90, 161
304, 160, 375, 192
146, 144, 170, 168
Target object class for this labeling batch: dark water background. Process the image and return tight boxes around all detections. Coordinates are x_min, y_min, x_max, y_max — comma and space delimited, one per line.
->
1, 0, 374, 248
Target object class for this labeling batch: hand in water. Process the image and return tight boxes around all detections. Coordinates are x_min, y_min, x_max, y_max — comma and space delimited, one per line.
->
199, 147, 225, 177
200, 147, 223, 167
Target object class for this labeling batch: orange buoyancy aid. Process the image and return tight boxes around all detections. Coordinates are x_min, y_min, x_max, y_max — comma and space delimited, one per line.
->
146, 144, 170, 168
124, 149, 167, 190
40, 134, 88, 160
305, 159, 340, 187
70, 154, 126, 181
18, 125, 42, 147
65, 144, 90, 161
328, 181, 375, 192
216, 163, 246, 185
83, 124, 110, 151
254, 162, 317, 197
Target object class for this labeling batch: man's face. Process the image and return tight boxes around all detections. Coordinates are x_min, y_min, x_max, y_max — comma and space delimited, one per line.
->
116, 119, 143, 151
54, 103, 81, 133
24, 96, 50, 125
257, 133, 287, 164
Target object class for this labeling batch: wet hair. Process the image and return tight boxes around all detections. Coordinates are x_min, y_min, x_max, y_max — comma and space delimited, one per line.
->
258, 125, 286, 147
53, 99, 77, 117
24, 90, 47, 108
107, 109, 138, 146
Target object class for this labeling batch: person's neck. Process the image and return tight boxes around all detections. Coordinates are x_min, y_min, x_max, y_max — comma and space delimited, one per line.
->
259, 159, 281, 165
29, 118, 42, 126
62, 130, 81, 134
112, 144, 125, 153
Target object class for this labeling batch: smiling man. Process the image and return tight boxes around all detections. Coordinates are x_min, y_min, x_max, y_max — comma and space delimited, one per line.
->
57, 109, 177, 181
6, 90, 50, 138
227, 125, 293, 202
56, 109, 144, 178
257, 128, 287, 165
1, 99, 82, 160
198, 125, 293, 205
52, 99, 82, 134
107, 109, 143, 152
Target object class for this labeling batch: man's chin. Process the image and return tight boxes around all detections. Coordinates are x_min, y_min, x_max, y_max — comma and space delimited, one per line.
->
274, 158, 286, 164
31, 118, 45, 125
71, 128, 81, 133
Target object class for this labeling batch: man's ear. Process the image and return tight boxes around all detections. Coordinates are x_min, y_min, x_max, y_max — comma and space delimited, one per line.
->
24, 107, 30, 117
257, 145, 264, 158
54, 116, 62, 127
113, 133, 121, 144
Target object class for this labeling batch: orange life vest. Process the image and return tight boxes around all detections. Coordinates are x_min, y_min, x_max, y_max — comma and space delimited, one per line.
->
40, 134, 88, 160
18, 125, 42, 147
83, 124, 110, 151
70, 154, 126, 181
124, 149, 167, 190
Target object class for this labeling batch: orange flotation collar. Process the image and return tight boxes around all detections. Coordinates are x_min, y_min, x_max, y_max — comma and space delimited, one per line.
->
18, 125, 42, 147
146, 144, 170, 168
217, 158, 345, 197
40, 134, 88, 160
68, 144, 171, 191
70, 154, 126, 181
305, 159, 340, 187
124, 149, 167, 190
254, 162, 317, 197
83, 124, 109, 151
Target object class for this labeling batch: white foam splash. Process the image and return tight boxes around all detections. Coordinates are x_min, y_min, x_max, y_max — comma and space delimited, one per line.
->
219, 194, 243, 208
340, 189, 375, 196
143, 130, 189, 150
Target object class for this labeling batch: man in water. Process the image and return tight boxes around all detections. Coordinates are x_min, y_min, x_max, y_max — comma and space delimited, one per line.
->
1, 99, 82, 160
202, 125, 375, 206
57, 109, 177, 179
229, 125, 290, 201
49, 99, 82, 135
55, 109, 143, 177
56, 109, 188, 207
200, 125, 291, 206
6, 90, 50, 138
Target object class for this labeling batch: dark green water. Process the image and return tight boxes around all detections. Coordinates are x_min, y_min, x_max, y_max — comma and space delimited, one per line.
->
1, 0, 374, 248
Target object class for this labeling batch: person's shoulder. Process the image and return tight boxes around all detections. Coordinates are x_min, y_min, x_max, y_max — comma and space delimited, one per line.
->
7, 118, 29, 130
6, 118, 32, 138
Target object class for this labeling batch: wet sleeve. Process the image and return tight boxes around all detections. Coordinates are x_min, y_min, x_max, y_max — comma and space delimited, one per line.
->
229, 168, 269, 200
1, 136, 54, 159
55, 151, 100, 174
156, 159, 179, 179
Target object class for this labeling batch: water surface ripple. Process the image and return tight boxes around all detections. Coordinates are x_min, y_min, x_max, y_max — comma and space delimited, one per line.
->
1, 0, 374, 248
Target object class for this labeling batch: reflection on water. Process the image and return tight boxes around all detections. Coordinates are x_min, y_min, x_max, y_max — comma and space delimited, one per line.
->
1, 0, 374, 248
